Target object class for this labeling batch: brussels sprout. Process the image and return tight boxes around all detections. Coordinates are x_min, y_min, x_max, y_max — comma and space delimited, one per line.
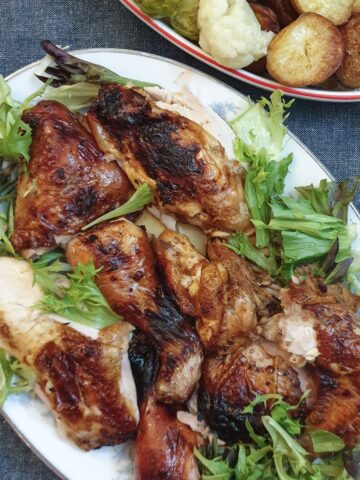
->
170, 0, 200, 42
135, 0, 180, 18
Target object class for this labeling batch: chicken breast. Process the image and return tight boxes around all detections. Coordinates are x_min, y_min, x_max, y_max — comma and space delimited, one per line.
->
12, 100, 133, 252
198, 339, 303, 443
66, 219, 203, 404
86, 84, 250, 236
0, 257, 138, 450
155, 230, 278, 351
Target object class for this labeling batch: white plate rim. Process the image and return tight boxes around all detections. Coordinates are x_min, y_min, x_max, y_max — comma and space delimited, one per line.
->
2, 47, 360, 480
120, 0, 360, 103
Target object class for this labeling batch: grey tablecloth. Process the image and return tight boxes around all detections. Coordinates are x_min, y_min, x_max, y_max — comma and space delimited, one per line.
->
0, 1, 359, 479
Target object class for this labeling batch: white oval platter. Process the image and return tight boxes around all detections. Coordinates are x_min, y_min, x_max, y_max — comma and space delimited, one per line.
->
2, 49, 360, 480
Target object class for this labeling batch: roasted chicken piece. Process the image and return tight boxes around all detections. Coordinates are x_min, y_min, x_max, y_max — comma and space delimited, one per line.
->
0, 257, 139, 450
129, 331, 201, 480
86, 84, 250, 235
261, 279, 360, 446
136, 394, 200, 480
155, 230, 279, 351
305, 368, 360, 447
12, 100, 133, 252
66, 219, 203, 404
198, 339, 303, 443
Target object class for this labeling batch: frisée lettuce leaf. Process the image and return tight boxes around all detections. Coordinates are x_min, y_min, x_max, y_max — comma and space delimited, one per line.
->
33, 254, 122, 329
0, 76, 49, 163
195, 393, 352, 480
230, 91, 293, 248
0, 349, 35, 407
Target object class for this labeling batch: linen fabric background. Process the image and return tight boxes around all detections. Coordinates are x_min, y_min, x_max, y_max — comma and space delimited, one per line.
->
0, 0, 359, 478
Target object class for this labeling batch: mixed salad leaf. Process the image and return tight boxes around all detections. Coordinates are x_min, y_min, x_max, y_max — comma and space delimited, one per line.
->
38, 41, 157, 111
0, 76, 49, 163
195, 393, 352, 480
33, 254, 122, 329
228, 91, 359, 285
0, 349, 35, 407
230, 91, 293, 248
83, 183, 154, 230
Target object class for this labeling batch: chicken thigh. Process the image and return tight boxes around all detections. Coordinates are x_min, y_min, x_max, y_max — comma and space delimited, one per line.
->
12, 100, 133, 251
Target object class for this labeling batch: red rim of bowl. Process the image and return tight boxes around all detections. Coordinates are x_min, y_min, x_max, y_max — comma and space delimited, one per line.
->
121, 0, 360, 102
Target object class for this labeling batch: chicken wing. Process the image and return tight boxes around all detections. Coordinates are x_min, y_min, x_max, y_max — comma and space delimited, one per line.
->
12, 100, 133, 252
198, 340, 303, 443
86, 84, 250, 235
155, 230, 278, 351
0, 257, 138, 450
66, 219, 203, 404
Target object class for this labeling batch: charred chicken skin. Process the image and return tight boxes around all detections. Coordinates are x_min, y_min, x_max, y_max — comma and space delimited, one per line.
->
198, 340, 303, 443
12, 100, 133, 251
66, 219, 203, 404
0, 258, 138, 450
155, 230, 278, 351
281, 281, 360, 446
86, 84, 250, 235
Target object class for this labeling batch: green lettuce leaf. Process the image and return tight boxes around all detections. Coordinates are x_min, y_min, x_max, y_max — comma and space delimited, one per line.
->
0, 76, 49, 162
31, 252, 71, 295
0, 349, 35, 407
230, 91, 293, 248
226, 233, 278, 276
230, 91, 293, 160
82, 183, 153, 230
39, 261, 122, 329
45, 82, 100, 111
310, 431, 345, 454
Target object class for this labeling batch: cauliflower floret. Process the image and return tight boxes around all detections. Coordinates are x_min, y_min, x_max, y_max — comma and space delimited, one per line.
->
198, 0, 274, 69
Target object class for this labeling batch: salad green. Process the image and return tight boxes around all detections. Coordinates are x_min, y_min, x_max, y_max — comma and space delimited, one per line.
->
195, 394, 352, 480
35, 256, 122, 329
228, 92, 359, 285
0, 349, 35, 407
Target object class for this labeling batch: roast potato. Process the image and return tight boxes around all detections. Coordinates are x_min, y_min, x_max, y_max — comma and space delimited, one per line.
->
265, 0, 299, 27
250, 3, 281, 32
353, 0, 360, 13
336, 15, 360, 88
291, 0, 355, 25
267, 13, 344, 87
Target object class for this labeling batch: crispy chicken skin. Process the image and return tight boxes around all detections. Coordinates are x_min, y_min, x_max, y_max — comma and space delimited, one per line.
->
0, 258, 138, 450
155, 230, 278, 351
279, 280, 360, 446
66, 219, 203, 404
86, 84, 250, 235
136, 395, 200, 480
305, 369, 360, 447
12, 100, 133, 251
129, 331, 200, 480
198, 340, 302, 443
283, 281, 360, 375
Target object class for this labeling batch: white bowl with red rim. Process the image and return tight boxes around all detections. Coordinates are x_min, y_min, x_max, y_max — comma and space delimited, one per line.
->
120, 0, 360, 103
